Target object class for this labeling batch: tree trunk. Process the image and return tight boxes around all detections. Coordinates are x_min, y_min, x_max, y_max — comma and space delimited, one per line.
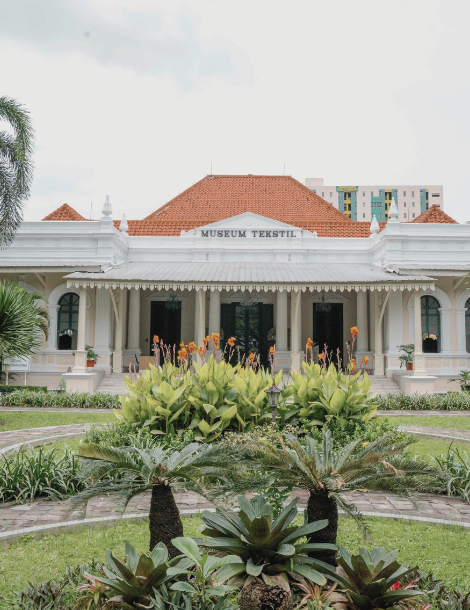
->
149, 484, 183, 557
306, 490, 338, 566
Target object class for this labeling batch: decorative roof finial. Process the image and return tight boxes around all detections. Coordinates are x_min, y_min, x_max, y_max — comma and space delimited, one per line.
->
370, 214, 380, 235
388, 197, 399, 223
101, 195, 112, 218
119, 214, 128, 234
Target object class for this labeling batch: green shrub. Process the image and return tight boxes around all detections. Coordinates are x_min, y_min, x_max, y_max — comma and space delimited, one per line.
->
0, 446, 83, 503
434, 445, 470, 503
115, 357, 281, 441
307, 416, 412, 451
281, 362, 378, 426
0, 384, 47, 394
0, 390, 119, 409
377, 392, 470, 411
85, 422, 195, 452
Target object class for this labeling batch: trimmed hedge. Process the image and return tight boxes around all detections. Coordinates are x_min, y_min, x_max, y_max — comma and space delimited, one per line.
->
0, 384, 47, 393
377, 392, 470, 411
0, 389, 120, 409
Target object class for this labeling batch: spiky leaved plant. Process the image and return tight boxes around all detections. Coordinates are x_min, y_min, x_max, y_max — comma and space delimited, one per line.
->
232, 430, 445, 565
69, 442, 244, 558
0, 96, 34, 249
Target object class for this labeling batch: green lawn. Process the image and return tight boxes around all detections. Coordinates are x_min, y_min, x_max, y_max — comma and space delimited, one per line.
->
406, 437, 470, 461
0, 515, 468, 599
393, 415, 470, 431
0, 411, 114, 432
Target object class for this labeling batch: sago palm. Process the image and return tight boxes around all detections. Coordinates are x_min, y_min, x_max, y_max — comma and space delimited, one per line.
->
0, 96, 34, 249
70, 442, 244, 558
234, 431, 445, 565
0, 280, 49, 360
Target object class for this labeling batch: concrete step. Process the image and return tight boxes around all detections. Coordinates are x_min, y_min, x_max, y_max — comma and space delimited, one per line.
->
96, 373, 129, 395
369, 376, 401, 395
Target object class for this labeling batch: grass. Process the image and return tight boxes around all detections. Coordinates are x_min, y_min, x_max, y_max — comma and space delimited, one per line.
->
393, 415, 470, 431
407, 437, 470, 461
0, 411, 114, 432
0, 515, 468, 599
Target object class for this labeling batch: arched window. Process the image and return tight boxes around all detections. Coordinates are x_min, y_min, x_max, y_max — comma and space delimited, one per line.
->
421, 295, 440, 353
466, 298, 470, 353
57, 292, 79, 350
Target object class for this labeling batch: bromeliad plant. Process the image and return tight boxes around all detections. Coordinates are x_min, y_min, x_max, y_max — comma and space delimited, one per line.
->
315, 545, 424, 610
197, 495, 335, 593
281, 362, 378, 427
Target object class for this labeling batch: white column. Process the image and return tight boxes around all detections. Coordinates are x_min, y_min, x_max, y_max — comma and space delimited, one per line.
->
195, 289, 206, 364
94, 288, 113, 372
290, 290, 302, 372
413, 290, 427, 375
438, 307, 452, 355
208, 289, 220, 350
368, 291, 375, 353
47, 305, 60, 350
355, 290, 369, 354
384, 290, 403, 376
276, 290, 288, 351
373, 291, 384, 376
73, 287, 88, 373
125, 288, 142, 367
457, 307, 468, 354
112, 288, 127, 373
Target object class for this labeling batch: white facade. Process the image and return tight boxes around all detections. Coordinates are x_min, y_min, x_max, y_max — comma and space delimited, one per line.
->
0, 197, 469, 395
305, 178, 444, 222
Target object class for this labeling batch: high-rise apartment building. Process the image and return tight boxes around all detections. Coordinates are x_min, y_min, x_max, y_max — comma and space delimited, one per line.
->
305, 178, 444, 222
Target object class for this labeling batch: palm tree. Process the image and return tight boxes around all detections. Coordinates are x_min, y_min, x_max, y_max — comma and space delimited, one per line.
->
0, 280, 49, 362
234, 431, 445, 566
0, 96, 34, 249
69, 442, 244, 558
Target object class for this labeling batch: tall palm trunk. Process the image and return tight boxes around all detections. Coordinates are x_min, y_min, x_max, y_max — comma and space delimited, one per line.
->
306, 490, 338, 566
149, 484, 183, 557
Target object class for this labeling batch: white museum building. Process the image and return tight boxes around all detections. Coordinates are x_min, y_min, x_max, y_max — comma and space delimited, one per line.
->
0, 175, 469, 395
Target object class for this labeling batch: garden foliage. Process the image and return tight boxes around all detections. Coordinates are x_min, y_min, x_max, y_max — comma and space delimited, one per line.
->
434, 445, 470, 503
377, 392, 470, 411
0, 390, 119, 409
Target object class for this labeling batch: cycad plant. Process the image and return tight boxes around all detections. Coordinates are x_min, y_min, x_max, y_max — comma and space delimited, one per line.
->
70, 442, 244, 557
0, 280, 49, 361
0, 96, 34, 248
234, 431, 445, 565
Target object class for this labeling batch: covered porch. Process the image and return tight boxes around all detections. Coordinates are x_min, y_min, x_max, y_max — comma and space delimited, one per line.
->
64, 261, 435, 393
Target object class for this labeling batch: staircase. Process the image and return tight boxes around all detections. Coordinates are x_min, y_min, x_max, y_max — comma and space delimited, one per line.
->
369, 375, 401, 395
96, 373, 129, 395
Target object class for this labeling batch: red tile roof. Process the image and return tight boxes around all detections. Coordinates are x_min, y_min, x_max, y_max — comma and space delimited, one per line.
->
42, 204, 86, 221
410, 204, 458, 224
144, 175, 351, 223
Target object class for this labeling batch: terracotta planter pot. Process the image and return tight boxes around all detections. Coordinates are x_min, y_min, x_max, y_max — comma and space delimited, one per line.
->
406, 362, 413, 371
87, 360, 95, 368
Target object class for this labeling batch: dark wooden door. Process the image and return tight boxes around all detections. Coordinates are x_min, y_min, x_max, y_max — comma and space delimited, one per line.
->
221, 303, 274, 367
150, 301, 181, 355
312, 303, 343, 365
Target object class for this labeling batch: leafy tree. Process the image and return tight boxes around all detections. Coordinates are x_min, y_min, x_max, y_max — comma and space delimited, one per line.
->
233, 431, 445, 565
69, 442, 246, 558
0, 280, 49, 361
0, 96, 34, 248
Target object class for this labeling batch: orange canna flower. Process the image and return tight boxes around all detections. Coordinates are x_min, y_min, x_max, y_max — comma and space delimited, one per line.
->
180, 341, 185, 348
153, 335, 159, 344
188, 341, 196, 353
249, 353, 255, 362
228, 336, 236, 347
350, 326, 359, 338
203, 335, 210, 345
211, 332, 219, 341
269, 346, 275, 355
197, 346, 205, 357
351, 358, 357, 372
361, 356, 369, 365
306, 338, 313, 349
318, 353, 324, 361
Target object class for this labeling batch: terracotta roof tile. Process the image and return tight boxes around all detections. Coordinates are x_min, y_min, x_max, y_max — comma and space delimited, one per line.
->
410, 204, 457, 224
144, 175, 351, 223
42, 204, 86, 221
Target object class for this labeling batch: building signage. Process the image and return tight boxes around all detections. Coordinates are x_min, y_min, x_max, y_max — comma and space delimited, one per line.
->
200, 229, 299, 238
3, 356, 31, 371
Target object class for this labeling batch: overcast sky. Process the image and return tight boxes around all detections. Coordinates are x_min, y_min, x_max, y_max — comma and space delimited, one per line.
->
2, 0, 470, 223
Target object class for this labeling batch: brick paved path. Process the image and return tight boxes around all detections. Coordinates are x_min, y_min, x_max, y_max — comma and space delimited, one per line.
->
0, 424, 91, 456
1, 489, 469, 538
398, 424, 470, 445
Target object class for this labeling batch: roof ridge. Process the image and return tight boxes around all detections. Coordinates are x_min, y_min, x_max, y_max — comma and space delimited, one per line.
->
42, 203, 86, 221
410, 204, 457, 224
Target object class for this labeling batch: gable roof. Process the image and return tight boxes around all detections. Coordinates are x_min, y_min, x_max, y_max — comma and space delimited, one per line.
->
144, 175, 351, 224
42, 204, 86, 221
411, 204, 458, 224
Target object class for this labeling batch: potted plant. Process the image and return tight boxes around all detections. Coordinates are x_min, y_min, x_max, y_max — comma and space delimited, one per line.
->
398, 344, 414, 371
448, 370, 470, 392
85, 345, 99, 368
